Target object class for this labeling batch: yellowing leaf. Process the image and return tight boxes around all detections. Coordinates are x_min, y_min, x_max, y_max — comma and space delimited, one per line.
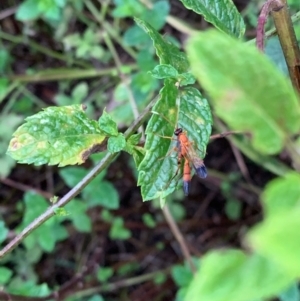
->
7, 105, 106, 166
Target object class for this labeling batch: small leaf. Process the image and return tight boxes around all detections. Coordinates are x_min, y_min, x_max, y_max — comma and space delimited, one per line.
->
64, 199, 92, 232
261, 172, 300, 217
72, 213, 92, 232
279, 283, 300, 301
0, 49, 10, 73
142, 213, 156, 228
143, 0, 170, 30
123, 25, 150, 46
71, 82, 88, 101
98, 109, 118, 136
84, 181, 120, 209
7, 105, 106, 166
0, 267, 13, 284
53, 207, 70, 216
0, 221, 8, 243
180, 0, 245, 38
177, 73, 196, 86
248, 207, 300, 277
16, 0, 41, 21
225, 199, 242, 220
38, 226, 56, 252
187, 30, 300, 155
87, 295, 105, 301
127, 133, 142, 146
109, 217, 131, 240
171, 264, 193, 287
107, 134, 126, 153
97, 267, 114, 282
131, 146, 145, 167
149, 64, 178, 79
135, 18, 189, 73
185, 249, 294, 301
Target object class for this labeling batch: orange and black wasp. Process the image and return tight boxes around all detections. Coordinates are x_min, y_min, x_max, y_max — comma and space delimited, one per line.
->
173, 127, 207, 195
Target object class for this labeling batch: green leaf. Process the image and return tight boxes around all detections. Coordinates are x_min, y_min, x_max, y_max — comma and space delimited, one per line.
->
7, 105, 106, 166
87, 295, 105, 301
64, 199, 91, 232
84, 181, 120, 209
185, 249, 294, 301
0, 267, 13, 284
0, 49, 11, 73
224, 199, 242, 220
0, 221, 8, 243
53, 207, 69, 216
150, 64, 178, 79
16, 0, 41, 21
261, 172, 300, 217
19, 191, 67, 252
131, 146, 145, 167
187, 30, 300, 155
127, 133, 142, 146
98, 109, 118, 136
96, 267, 114, 282
180, 0, 245, 38
59, 166, 89, 187
279, 283, 300, 301
248, 207, 300, 277
0, 78, 9, 102
112, 0, 145, 17
71, 82, 88, 102
172, 264, 193, 287
109, 217, 131, 240
142, 213, 156, 228
43, 4, 61, 21
123, 25, 150, 46
143, 0, 170, 30
38, 226, 56, 252
177, 73, 196, 86
135, 18, 189, 73
138, 79, 212, 200
108, 134, 126, 153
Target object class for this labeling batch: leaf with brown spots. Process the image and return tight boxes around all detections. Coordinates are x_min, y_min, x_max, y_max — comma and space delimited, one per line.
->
7, 105, 106, 166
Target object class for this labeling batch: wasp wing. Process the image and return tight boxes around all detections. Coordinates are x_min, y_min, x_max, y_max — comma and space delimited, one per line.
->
184, 144, 207, 179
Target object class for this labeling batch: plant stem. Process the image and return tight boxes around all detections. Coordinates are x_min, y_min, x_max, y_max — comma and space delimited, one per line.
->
103, 32, 144, 137
9, 65, 137, 82
162, 205, 197, 274
85, 0, 137, 59
271, 0, 300, 94
256, 0, 283, 51
0, 31, 90, 69
248, 10, 300, 45
0, 96, 157, 260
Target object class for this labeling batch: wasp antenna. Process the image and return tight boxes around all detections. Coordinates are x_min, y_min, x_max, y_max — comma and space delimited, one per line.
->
195, 164, 208, 179
150, 110, 175, 127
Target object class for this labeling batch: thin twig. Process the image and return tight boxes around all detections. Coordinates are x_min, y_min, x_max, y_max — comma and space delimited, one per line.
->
102, 32, 144, 138
162, 205, 197, 273
248, 10, 300, 45
256, 0, 283, 51
0, 6, 17, 20
0, 178, 52, 199
271, 0, 300, 94
9, 65, 137, 83
85, 0, 137, 59
209, 131, 240, 140
228, 140, 252, 183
